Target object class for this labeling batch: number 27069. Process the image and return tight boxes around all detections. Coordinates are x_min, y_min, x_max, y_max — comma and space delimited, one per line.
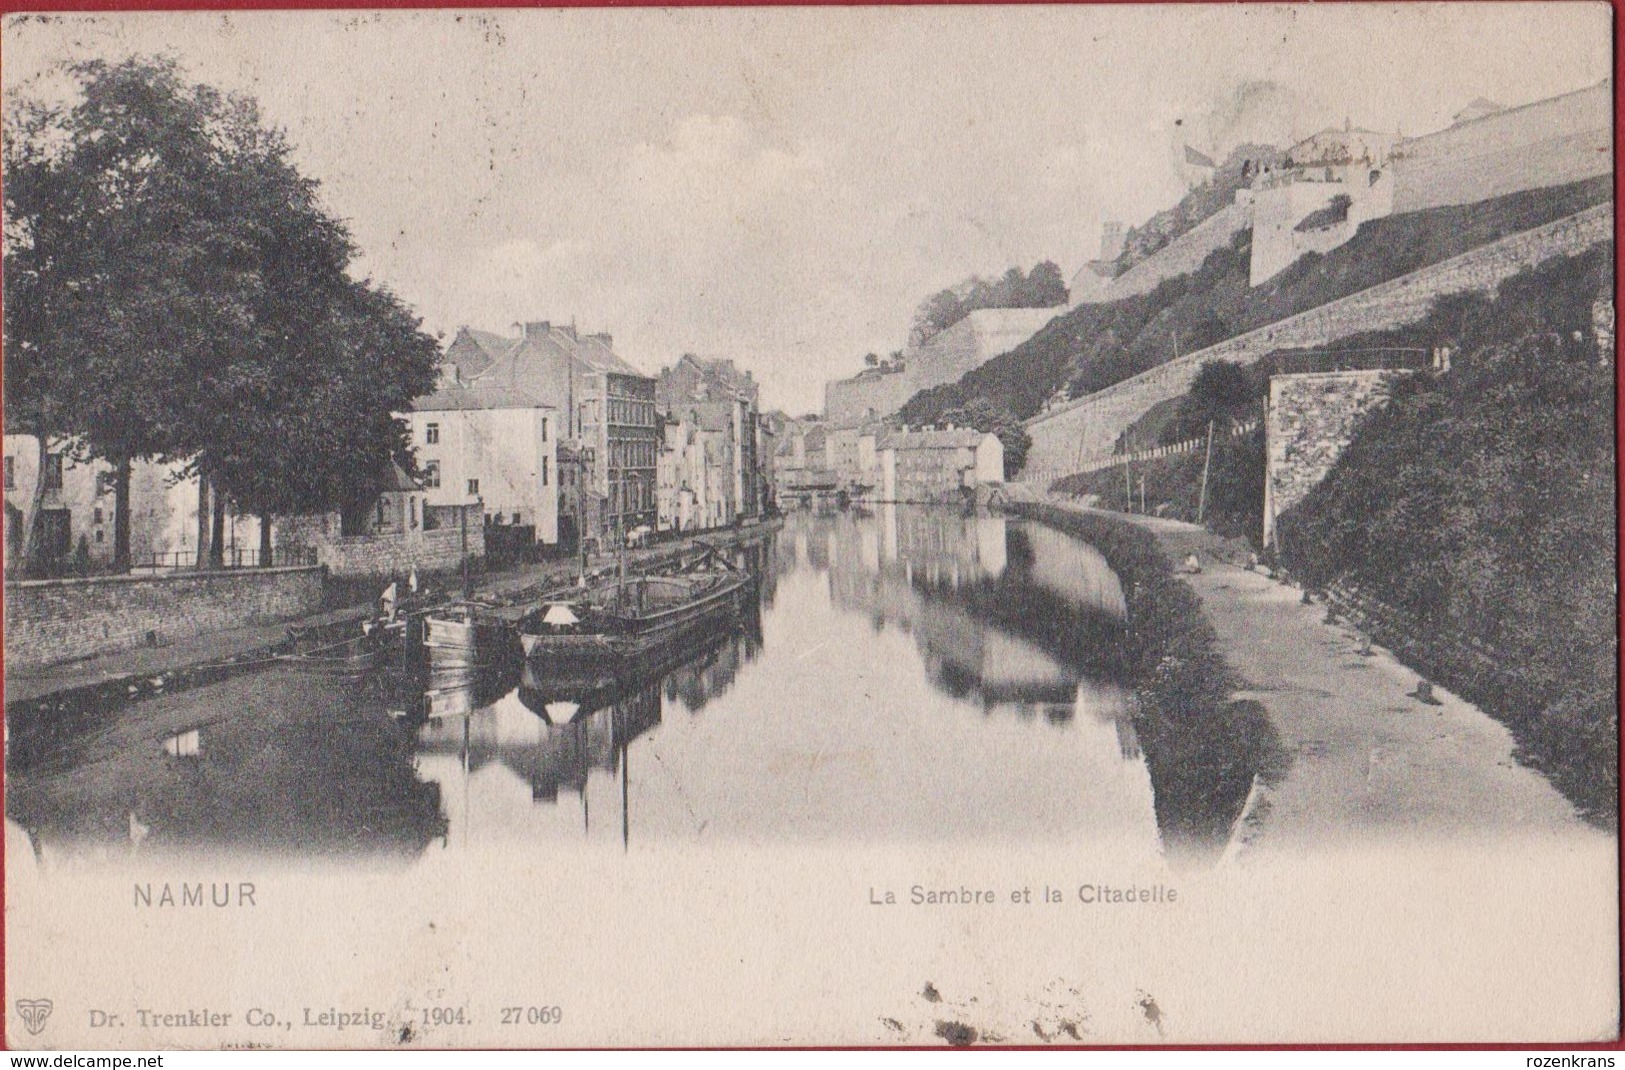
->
501, 1006, 563, 1026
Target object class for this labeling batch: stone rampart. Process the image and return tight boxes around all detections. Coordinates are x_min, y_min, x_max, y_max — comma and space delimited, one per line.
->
1262, 370, 1405, 547
1023, 203, 1613, 481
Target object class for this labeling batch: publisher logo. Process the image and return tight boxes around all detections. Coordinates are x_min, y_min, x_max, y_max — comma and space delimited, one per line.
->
16, 998, 53, 1036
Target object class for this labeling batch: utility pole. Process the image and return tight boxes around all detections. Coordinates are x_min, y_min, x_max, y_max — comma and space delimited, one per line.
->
1139, 474, 1146, 515
1197, 419, 1215, 525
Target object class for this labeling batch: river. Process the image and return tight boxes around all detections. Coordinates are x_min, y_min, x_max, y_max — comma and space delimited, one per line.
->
7, 506, 1278, 868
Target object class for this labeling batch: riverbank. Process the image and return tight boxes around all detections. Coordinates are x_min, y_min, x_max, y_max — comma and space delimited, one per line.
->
1008, 495, 1599, 856
4, 518, 781, 710
1001, 499, 1283, 862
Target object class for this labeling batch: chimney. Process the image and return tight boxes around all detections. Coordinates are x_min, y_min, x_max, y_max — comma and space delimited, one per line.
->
588, 332, 613, 348
521, 321, 551, 339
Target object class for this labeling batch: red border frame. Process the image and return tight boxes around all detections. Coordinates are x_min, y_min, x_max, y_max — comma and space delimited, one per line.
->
0, 0, 1619, 1053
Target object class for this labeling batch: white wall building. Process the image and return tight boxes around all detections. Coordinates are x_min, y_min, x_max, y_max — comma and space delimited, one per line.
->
403, 383, 560, 546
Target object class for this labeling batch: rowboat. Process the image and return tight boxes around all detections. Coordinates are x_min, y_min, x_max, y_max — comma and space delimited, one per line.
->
517, 570, 752, 666
277, 635, 387, 675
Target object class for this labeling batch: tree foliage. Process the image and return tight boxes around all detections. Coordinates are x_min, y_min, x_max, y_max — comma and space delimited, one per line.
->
3, 56, 438, 568
909, 260, 1068, 345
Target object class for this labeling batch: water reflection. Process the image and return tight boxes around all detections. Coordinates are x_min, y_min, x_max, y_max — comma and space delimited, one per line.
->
7, 507, 1278, 866
7, 668, 445, 863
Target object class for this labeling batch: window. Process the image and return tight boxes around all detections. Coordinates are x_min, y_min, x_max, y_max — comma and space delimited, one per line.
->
376, 499, 387, 527
512, 512, 521, 525
468, 479, 480, 497
95, 529, 104, 543
410, 497, 418, 530
541, 456, 550, 486
3, 456, 12, 490
541, 417, 548, 442
422, 460, 441, 489
426, 423, 440, 445
42, 453, 63, 491
93, 507, 103, 524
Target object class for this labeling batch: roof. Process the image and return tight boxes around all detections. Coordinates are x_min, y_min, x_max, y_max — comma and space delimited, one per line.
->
446, 327, 519, 379
411, 382, 550, 412
878, 428, 990, 451
384, 462, 420, 492
575, 331, 647, 379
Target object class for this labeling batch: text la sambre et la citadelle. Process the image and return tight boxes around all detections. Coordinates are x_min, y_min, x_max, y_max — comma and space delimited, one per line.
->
871, 883, 1179, 907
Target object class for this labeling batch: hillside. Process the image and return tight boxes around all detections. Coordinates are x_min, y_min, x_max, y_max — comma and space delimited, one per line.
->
1278, 245, 1616, 823
900, 175, 1610, 431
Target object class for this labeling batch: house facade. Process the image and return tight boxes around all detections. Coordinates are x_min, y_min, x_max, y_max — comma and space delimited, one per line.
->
656, 355, 763, 525
876, 428, 1004, 504
402, 382, 559, 546
451, 320, 657, 546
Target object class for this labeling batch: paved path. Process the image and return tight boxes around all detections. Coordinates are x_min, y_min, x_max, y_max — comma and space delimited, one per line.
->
1034, 498, 1597, 851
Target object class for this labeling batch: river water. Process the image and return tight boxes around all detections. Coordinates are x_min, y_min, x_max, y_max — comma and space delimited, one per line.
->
7, 506, 1274, 868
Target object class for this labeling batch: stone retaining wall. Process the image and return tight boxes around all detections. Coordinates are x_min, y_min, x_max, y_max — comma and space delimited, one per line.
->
5, 566, 323, 669
1023, 202, 1613, 480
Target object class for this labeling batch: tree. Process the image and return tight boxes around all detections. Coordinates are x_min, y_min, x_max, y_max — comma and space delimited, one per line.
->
1164, 360, 1259, 443
4, 57, 439, 572
4, 58, 257, 571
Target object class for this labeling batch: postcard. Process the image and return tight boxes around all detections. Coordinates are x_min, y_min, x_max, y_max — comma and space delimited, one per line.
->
3, 3, 1617, 1048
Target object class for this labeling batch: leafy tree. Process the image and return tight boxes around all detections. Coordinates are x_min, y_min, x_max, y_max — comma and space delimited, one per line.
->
908, 260, 1071, 345
4, 57, 439, 571
1162, 360, 1260, 443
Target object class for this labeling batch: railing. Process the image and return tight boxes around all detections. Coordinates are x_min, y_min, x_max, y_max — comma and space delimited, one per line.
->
1027, 419, 1261, 484
130, 546, 318, 572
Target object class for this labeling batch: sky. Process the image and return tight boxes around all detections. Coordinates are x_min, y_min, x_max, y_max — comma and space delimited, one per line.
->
4, 4, 1612, 414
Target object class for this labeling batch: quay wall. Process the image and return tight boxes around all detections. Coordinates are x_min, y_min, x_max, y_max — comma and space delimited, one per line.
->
275, 514, 486, 580
1022, 202, 1614, 482
5, 566, 323, 669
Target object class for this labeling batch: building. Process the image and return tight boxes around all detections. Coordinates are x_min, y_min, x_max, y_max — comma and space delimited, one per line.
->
876, 428, 1003, 504
657, 417, 706, 533
824, 308, 1058, 427
402, 381, 559, 546
656, 354, 763, 525
1248, 125, 1399, 285
456, 320, 658, 547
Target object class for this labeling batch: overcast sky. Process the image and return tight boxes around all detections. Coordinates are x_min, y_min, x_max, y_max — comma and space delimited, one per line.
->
4, 5, 1610, 414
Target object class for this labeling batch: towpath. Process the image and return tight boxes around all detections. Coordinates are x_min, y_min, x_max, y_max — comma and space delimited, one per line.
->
1029, 496, 1598, 852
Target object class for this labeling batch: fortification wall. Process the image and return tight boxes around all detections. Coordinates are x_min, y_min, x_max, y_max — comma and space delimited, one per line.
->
825, 369, 914, 426
1023, 202, 1613, 482
5, 566, 323, 669
1087, 201, 1253, 305
1392, 81, 1612, 213
824, 309, 1055, 427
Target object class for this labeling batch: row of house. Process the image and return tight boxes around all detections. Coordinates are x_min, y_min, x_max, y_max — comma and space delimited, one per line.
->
2, 320, 777, 576
402, 326, 779, 551
772, 420, 1004, 506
